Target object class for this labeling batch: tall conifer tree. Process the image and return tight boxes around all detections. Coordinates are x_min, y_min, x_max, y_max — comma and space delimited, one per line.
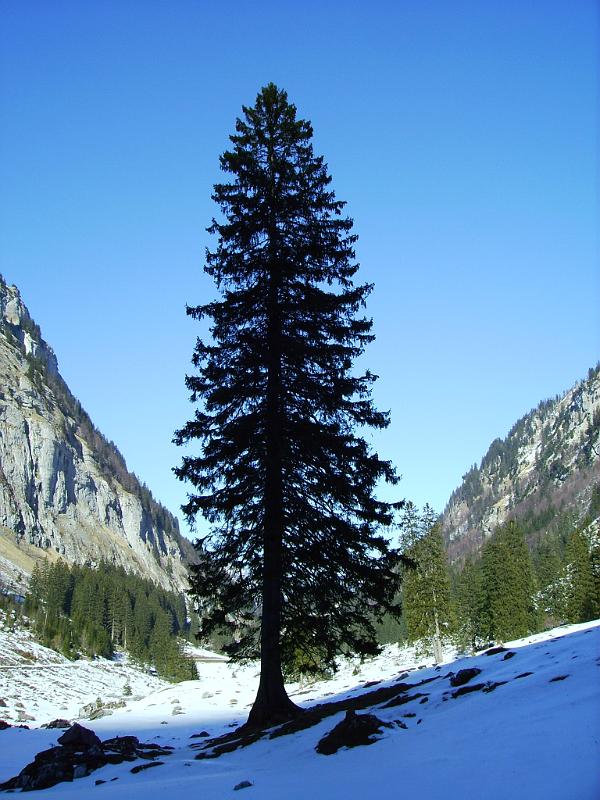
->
175, 84, 401, 726
480, 521, 538, 642
399, 504, 453, 661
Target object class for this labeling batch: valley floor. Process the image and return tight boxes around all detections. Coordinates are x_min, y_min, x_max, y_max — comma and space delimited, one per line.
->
1, 620, 599, 799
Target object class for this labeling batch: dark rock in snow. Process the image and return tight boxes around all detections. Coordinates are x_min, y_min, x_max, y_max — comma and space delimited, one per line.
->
514, 672, 533, 680
0, 723, 174, 792
42, 718, 71, 729
316, 710, 392, 755
102, 735, 139, 752
451, 683, 486, 699
234, 780, 254, 790
482, 680, 507, 693
190, 730, 210, 738
502, 651, 516, 660
381, 691, 429, 709
58, 723, 102, 750
130, 761, 164, 774
549, 675, 569, 682
450, 668, 482, 687
484, 646, 507, 656
0, 721, 11, 730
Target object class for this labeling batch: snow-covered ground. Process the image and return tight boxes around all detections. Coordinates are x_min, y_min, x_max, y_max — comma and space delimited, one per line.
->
0, 615, 169, 726
1, 620, 599, 799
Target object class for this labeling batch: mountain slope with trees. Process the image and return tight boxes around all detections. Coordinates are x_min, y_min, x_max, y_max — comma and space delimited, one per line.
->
0, 274, 195, 595
441, 365, 600, 564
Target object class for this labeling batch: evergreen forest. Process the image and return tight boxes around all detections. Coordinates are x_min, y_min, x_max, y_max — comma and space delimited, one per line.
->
386, 486, 600, 657
19, 560, 197, 682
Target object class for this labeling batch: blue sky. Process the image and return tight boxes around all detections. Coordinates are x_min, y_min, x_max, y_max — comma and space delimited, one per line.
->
1, 1, 598, 537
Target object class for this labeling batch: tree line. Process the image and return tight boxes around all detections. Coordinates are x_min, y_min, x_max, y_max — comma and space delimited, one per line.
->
22, 560, 197, 682
394, 489, 600, 658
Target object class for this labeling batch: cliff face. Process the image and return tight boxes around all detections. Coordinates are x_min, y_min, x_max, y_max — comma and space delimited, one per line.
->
442, 366, 600, 563
0, 276, 194, 594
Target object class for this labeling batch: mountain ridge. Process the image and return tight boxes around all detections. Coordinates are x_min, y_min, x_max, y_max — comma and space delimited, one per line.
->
0, 274, 194, 594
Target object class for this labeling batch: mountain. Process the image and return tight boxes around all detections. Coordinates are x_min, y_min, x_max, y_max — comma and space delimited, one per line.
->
442, 365, 600, 563
0, 275, 195, 594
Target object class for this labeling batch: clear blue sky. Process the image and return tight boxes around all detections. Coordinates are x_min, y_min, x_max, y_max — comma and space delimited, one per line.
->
1, 1, 598, 538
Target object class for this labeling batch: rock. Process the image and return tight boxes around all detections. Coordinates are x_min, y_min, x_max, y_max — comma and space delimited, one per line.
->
482, 680, 507, 693
0, 721, 174, 793
450, 668, 482, 688
130, 761, 164, 774
0, 699, 7, 707
316, 710, 392, 755
73, 764, 89, 779
95, 779, 106, 785
502, 651, 516, 660
58, 723, 102, 750
484, 646, 507, 656
0, 720, 11, 730
234, 780, 254, 790
190, 730, 210, 738
549, 674, 569, 682
42, 718, 71, 729
451, 683, 486, 698
102, 735, 139, 755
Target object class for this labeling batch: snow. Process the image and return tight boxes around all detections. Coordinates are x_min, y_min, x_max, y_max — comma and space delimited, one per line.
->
1, 620, 599, 799
0, 615, 168, 725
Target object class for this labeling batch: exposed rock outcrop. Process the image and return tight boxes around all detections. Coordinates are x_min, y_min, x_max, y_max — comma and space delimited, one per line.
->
315, 710, 392, 755
442, 365, 600, 563
0, 275, 194, 594
0, 724, 173, 791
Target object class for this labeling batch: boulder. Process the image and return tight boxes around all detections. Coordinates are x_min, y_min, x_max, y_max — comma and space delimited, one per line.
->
42, 718, 71, 729
316, 710, 391, 755
0, 723, 173, 792
450, 668, 482, 688
57, 723, 102, 750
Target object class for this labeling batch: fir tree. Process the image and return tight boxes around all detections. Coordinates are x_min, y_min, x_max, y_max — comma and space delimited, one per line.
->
454, 557, 486, 651
175, 84, 401, 726
563, 529, 598, 623
480, 521, 538, 642
399, 504, 453, 661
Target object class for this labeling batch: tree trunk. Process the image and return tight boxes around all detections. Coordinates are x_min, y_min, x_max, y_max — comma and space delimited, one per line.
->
247, 245, 300, 729
432, 587, 443, 664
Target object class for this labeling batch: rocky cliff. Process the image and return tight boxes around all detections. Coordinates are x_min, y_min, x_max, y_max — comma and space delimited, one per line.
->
442, 365, 600, 563
0, 275, 195, 594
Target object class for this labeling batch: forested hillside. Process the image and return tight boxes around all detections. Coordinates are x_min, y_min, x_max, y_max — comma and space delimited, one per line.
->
5, 560, 197, 682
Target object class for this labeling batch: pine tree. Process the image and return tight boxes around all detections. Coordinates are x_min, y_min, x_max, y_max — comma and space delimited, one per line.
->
175, 84, 401, 727
563, 529, 598, 623
481, 521, 538, 642
454, 557, 486, 651
399, 504, 453, 662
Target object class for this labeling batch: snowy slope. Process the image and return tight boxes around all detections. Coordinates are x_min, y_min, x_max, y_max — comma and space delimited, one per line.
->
1, 621, 599, 800
0, 614, 168, 726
